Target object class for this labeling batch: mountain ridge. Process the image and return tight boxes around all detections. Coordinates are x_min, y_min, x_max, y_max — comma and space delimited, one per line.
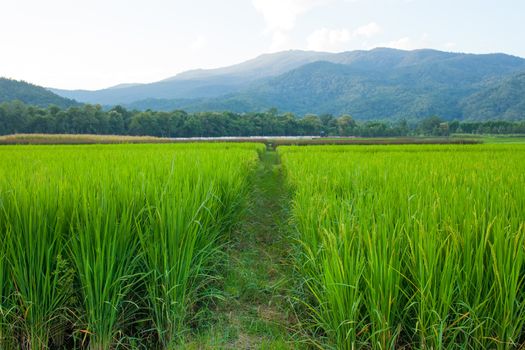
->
22, 48, 525, 120
113, 49, 525, 120
0, 78, 78, 108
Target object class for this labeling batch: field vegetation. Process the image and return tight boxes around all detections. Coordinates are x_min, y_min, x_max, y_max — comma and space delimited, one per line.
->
0, 133, 168, 144
279, 144, 525, 349
1, 141, 524, 349
0, 143, 262, 349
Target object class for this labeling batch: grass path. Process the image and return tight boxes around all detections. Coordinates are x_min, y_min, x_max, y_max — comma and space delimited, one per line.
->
184, 150, 299, 349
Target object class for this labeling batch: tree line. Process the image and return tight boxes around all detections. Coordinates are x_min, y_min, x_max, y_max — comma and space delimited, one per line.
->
1, 101, 524, 137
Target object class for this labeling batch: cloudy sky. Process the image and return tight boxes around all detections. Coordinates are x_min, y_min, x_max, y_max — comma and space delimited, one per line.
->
1, 0, 523, 90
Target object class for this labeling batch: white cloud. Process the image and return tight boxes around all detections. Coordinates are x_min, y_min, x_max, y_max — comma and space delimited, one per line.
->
444, 42, 457, 50
253, 0, 332, 51
353, 22, 382, 38
190, 35, 207, 51
374, 33, 430, 50
253, 0, 330, 32
307, 22, 382, 51
382, 37, 413, 50
307, 28, 351, 51
270, 31, 291, 51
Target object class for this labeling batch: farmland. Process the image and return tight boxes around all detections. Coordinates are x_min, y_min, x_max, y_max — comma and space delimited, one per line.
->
0, 143, 262, 349
279, 144, 525, 349
0, 142, 524, 349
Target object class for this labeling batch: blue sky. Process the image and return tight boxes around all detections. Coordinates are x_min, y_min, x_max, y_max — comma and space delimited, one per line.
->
1, 0, 523, 89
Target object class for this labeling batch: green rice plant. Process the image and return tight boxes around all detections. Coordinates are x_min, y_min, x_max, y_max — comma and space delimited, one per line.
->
70, 193, 141, 349
138, 178, 218, 347
362, 221, 404, 348
137, 151, 256, 348
0, 226, 13, 348
0, 143, 262, 349
485, 223, 525, 349
404, 221, 460, 348
280, 144, 525, 349
311, 226, 365, 350
2, 185, 72, 350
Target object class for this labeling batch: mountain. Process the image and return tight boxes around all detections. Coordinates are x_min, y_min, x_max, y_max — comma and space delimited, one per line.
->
460, 72, 525, 120
50, 48, 525, 120
0, 78, 78, 108
50, 50, 333, 105
205, 51, 525, 120
164, 50, 333, 81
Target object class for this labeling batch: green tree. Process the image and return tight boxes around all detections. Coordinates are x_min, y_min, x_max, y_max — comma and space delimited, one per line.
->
418, 116, 444, 135
129, 111, 160, 136
336, 114, 357, 136
108, 110, 125, 134
0, 104, 6, 135
300, 115, 322, 135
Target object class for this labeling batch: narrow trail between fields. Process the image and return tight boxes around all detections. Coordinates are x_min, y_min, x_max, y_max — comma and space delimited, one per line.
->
186, 149, 298, 349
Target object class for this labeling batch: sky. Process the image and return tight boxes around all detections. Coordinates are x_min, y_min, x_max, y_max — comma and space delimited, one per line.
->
1, 0, 524, 90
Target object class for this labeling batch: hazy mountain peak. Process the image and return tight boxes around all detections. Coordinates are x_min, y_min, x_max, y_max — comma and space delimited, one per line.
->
107, 83, 144, 90
164, 49, 333, 82
47, 48, 525, 121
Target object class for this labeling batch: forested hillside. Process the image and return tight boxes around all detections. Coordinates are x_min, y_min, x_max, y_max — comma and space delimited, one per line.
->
0, 78, 78, 108
49, 48, 525, 120
460, 72, 525, 120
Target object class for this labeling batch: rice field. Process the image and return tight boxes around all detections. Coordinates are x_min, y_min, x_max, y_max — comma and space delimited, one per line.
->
0, 143, 263, 349
1, 142, 524, 349
279, 144, 525, 349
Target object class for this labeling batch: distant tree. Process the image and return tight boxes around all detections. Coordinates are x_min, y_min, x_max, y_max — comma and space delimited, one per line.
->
1, 100, 525, 138
0, 104, 6, 135
319, 114, 336, 135
336, 115, 357, 136
182, 114, 204, 137
280, 113, 299, 136
448, 120, 460, 134
129, 111, 160, 136
109, 105, 133, 130
359, 121, 388, 137
300, 115, 322, 135
27, 112, 54, 133
168, 111, 188, 137
418, 116, 444, 135
391, 119, 409, 136
438, 122, 450, 136
267, 107, 278, 117
2, 101, 28, 134
108, 110, 125, 134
